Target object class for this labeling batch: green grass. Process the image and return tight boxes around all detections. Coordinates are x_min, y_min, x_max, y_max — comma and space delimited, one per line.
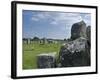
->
23, 41, 61, 69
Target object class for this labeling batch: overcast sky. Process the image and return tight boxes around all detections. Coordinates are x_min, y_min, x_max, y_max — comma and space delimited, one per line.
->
22, 10, 91, 39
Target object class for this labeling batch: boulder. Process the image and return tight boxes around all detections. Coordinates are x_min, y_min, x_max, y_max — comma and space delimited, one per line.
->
71, 21, 87, 40
59, 37, 90, 67
37, 52, 56, 68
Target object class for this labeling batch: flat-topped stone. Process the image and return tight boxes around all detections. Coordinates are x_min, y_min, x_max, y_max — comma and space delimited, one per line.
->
37, 52, 56, 57
37, 52, 56, 68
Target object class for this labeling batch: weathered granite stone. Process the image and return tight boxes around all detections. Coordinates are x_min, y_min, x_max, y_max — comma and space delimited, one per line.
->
71, 21, 87, 40
37, 52, 56, 68
59, 37, 90, 67
86, 26, 91, 45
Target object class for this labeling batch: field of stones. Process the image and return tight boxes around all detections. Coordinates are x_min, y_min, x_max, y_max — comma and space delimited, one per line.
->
23, 20, 91, 69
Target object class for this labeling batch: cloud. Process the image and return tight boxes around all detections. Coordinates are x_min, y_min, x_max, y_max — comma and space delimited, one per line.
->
32, 12, 90, 26
83, 14, 91, 26
31, 17, 39, 21
31, 12, 52, 21
31, 12, 84, 26
50, 13, 83, 26
50, 21, 58, 25
31, 11, 91, 26
48, 13, 83, 33
31, 12, 91, 38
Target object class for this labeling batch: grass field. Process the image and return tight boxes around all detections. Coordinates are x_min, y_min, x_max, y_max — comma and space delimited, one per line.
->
23, 41, 62, 69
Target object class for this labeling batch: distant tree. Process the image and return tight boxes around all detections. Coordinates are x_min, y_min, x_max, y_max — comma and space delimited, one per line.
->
64, 38, 67, 41
67, 38, 71, 41
23, 38, 27, 40
33, 36, 40, 41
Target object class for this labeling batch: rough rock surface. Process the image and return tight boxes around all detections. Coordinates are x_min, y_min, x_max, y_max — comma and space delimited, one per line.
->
59, 37, 90, 67
37, 52, 56, 68
86, 26, 91, 45
71, 21, 87, 40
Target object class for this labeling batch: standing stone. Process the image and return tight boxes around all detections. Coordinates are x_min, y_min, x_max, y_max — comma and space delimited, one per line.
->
86, 26, 91, 45
26, 39, 31, 44
23, 39, 27, 44
71, 21, 87, 40
59, 37, 90, 67
42, 38, 47, 44
37, 52, 56, 68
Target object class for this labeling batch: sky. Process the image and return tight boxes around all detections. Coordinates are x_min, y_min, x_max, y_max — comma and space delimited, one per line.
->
22, 10, 91, 39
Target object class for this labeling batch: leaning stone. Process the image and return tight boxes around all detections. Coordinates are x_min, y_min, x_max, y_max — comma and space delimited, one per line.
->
59, 37, 90, 67
37, 52, 56, 68
71, 21, 87, 40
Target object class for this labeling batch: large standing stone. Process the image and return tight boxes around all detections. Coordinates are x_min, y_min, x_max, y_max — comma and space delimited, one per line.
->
59, 37, 90, 67
37, 52, 56, 68
86, 26, 91, 45
71, 21, 87, 40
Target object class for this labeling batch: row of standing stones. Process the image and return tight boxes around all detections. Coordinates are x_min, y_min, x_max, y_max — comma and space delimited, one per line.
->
37, 20, 91, 68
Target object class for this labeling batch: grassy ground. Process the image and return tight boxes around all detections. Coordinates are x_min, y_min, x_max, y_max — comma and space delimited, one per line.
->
23, 41, 62, 69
